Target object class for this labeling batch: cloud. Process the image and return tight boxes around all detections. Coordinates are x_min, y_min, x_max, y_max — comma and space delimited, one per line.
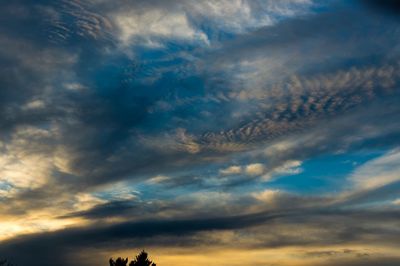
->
218, 160, 302, 184
60, 200, 139, 220
114, 9, 208, 46
245, 163, 265, 176
350, 149, 400, 190
219, 165, 242, 175
0, 2, 400, 266
110, 0, 316, 46
218, 163, 265, 178
252, 189, 282, 205
147, 175, 170, 184
42, 0, 113, 45
0, 126, 56, 190
199, 62, 400, 152
261, 160, 303, 181
1, 205, 400, 266
21, 99, 46, 110
1, 0, 399, 199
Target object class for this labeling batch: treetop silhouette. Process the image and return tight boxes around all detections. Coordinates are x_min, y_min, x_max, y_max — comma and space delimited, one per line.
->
109, 250, 156, 266
109, 257, 128, 266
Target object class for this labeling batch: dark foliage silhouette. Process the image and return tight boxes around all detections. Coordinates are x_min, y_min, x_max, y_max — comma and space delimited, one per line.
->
109, 257, 129, 266
109, 250, 156, 266
129, 251, 156, 266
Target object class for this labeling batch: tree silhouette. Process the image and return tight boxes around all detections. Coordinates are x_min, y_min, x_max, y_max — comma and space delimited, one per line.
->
109, 251, 156, 266
129, 251, 156, 266
109, 257, 128, 266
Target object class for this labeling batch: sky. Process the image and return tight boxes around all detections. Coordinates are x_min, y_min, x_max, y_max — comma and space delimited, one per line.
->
1, 0, 400, 265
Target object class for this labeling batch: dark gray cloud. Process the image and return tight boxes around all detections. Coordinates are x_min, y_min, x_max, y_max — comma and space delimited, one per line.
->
0, 210, 286, 266
5, 174, 399, 266
319, 257, 400, 266
59, 200, 141, 220
1, 206, 400, 265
